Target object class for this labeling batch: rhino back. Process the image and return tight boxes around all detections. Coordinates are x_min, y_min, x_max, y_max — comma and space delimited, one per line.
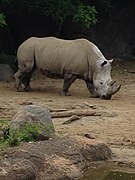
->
35, 37, 90, 77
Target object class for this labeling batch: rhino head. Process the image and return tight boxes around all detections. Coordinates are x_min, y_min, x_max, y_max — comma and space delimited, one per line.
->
93, 59, 121, 99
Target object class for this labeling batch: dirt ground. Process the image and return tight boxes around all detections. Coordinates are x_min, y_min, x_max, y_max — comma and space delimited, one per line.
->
0, 59, 135, 164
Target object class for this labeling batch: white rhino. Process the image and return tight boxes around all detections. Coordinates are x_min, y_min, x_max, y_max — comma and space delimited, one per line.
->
14, 37, 121, 99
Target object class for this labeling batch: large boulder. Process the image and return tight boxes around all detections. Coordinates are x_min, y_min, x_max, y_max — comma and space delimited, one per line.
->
0, 64, 14, 81
0, 135, 112, 180
10, 105, 55, 140
0, 54, 17, 73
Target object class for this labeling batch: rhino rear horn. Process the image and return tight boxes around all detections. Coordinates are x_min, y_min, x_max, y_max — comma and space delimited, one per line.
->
108, 59, 114, 64
108, 80, 116, 86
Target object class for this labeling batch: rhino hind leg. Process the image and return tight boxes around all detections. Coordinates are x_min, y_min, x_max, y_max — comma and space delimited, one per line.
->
14, 69, 24, 91
85, 80, 99, 98
14, 70, 32, 91
14, 60, 35, 91
60, 74, 77, 96
22, 73, 33, 92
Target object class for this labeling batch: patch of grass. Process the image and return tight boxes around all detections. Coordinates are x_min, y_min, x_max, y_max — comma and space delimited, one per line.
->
0, 122, 10, 158
8, 123, 43, 146
0, 122, 53, 147
0, 119, 10, 126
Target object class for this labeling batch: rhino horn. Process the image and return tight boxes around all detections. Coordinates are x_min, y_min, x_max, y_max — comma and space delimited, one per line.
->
108, 82, 121, 95
108, 80, 116, 86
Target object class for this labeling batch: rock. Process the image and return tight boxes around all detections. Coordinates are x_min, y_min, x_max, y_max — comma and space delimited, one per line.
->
0, 135, 112, 180
10, 105, 55, 140
0, 64, 14, 81
0, 159, 36, 180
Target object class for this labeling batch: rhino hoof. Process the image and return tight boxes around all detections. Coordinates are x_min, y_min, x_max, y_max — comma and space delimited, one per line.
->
60, 91, 71, 96
24, 86, 33, 92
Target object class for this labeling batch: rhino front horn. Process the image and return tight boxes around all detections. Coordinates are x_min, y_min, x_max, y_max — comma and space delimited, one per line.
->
109, 83, 121, 95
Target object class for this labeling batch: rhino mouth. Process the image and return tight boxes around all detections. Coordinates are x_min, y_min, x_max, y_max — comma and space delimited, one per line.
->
101, 94, 112, 100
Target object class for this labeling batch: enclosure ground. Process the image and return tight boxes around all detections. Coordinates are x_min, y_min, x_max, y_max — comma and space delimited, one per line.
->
0, 59, 135, 164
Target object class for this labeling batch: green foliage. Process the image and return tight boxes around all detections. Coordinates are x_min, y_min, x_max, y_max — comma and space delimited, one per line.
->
43, 0, 75, 24
0, 13, 6, 27
0, 119, 10, 127
0, 120, 10, 153
1, 122, 51, 147
7, 0, 97, 30
0, 0, 8, 26
73, 4, 97, 29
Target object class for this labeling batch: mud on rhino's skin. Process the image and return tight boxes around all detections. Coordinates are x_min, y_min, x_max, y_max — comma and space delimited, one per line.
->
14, 37, 121, 99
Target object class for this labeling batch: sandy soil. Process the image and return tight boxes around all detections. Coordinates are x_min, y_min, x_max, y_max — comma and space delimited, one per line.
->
0, 59, 135, 163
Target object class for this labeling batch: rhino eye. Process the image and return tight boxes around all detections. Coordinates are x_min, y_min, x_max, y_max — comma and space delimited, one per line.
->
100, 82, 103, 85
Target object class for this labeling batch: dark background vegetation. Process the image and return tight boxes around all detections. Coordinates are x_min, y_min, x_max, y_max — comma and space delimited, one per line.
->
0, 0, 135, 68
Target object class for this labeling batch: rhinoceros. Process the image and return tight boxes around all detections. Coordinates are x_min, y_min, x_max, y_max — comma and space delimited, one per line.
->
14, 37, 121, 99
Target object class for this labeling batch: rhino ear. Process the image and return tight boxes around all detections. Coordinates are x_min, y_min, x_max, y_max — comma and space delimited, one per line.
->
101, 60, 107, 67
108, 59, 114, 64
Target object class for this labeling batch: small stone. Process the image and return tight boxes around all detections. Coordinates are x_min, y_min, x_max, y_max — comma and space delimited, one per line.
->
84, 133, 95, 139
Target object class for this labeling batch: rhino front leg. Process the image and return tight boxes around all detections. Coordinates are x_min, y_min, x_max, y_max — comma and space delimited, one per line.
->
60, 74, 77, 96
85, 80, 99, 98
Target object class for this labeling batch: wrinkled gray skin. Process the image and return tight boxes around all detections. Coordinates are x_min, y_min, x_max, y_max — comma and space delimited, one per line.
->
14, 37, 121, 99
